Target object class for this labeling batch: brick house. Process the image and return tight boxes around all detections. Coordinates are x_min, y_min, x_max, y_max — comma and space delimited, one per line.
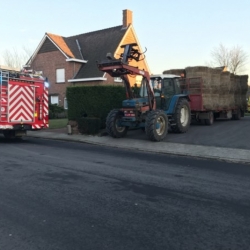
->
26, 9, 150, 109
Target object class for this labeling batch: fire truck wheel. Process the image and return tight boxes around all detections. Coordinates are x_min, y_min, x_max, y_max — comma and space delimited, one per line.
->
145, 110, 168, 142
172, 98, 191, 133
3, 131, 16, 139
106, 109, 128, 138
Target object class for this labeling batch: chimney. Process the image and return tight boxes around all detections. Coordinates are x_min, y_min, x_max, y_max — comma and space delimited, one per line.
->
123, 9, 133, 28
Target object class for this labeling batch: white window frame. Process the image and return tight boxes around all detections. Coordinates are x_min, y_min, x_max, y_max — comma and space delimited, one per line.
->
64, 98, 68, 110
114, 77, 123, 82
56, 68, 65, 83
50, 95, 59, 105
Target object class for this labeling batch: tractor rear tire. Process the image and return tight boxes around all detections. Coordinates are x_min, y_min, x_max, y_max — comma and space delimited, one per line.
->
106, 109, 128, 138
172, 99, 191, 133
145, 110, 168, 142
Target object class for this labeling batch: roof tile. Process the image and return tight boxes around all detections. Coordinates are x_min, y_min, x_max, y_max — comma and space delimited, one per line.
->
46, 33, 75, 58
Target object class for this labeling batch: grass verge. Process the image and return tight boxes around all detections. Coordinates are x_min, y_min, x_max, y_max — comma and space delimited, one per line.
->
49, 119, 68, 129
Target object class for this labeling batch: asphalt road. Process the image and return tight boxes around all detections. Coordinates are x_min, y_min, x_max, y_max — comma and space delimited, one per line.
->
0, 137, 250, 250
127, 116, 250, 150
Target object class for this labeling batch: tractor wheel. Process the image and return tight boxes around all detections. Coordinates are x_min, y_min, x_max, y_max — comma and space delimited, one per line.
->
106, 109, 128, 138
205, 111, 214, 125
145, 110, 168, 142
171, 99, 191, 133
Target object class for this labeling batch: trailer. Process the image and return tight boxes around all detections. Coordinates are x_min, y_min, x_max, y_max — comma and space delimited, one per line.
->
0, 68, 49, 138
178, 77, 246, 125
161, 66, 248, 125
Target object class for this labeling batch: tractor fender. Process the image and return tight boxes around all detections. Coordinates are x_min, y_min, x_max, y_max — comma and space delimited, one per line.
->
166, 94, 190, 114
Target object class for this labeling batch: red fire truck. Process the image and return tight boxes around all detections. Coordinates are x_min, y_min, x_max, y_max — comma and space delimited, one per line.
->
0, 67, 49, 139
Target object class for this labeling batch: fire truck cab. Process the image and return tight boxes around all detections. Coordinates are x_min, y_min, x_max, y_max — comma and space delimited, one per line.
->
0, 67, 49, 139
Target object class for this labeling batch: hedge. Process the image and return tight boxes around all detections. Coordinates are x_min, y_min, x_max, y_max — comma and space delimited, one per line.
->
77, 117, 101, 135
66, 85, 126, 128
49, 104, 67, 119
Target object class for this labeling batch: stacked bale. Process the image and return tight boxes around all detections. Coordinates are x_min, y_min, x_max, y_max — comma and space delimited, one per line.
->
220, 71, 233, 108
233, 75, 242, 107
185, 66, 214, 110
163, 69, 185, 77
210, 68, 221, 109
163, 66, 248, 110
240, 75, 248, 108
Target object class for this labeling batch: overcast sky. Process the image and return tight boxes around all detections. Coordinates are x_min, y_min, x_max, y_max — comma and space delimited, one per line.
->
1, 0, 249, 82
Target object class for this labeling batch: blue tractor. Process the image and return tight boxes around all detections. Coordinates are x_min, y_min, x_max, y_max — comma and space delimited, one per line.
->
97, 43, 191, 141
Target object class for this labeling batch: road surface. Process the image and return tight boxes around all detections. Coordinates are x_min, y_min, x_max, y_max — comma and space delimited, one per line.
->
0, 137, 250, 250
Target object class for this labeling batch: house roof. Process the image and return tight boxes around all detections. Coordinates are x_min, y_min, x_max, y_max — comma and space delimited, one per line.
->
64, 25, 127, 78
29, 25, 128, 80
46, 33, 75, 58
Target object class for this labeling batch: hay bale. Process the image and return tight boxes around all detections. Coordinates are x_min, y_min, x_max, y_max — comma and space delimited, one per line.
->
163, 69, 185, 77
188, 78, 202, 94
230, 73, 237, 93
210, 68, 221, 93
186, 66, 212, 89
202, 93, 213, 110
218, 71, 231, 108
220, 71, 230, 92
240, 75, 248, 94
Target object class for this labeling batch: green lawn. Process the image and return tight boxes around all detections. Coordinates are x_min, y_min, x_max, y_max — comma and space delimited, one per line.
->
49, 118, 68, 129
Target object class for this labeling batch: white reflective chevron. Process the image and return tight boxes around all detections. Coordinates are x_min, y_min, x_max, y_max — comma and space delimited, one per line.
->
8, 84, 34, 122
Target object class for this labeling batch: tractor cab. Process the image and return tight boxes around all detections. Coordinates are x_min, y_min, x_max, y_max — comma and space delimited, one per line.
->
150, 74, 181, 110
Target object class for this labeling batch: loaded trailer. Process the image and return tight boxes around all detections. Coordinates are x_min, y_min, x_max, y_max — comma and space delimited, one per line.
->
162, 66, 248, 125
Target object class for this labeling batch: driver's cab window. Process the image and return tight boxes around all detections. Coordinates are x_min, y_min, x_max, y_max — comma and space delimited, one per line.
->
163, 79, 174, 95
151, 78, 162, 96
139, 78, 148, 97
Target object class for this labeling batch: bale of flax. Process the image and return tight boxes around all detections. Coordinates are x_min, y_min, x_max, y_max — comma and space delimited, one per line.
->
240, 75, 249, 108
210, 68, 221, 109
234, 75, 242, 107
185, 66, 214, 110
219, 71, 232, 109
163, 69, 186, 77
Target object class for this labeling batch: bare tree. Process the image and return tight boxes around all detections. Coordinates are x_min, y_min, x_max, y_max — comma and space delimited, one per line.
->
211, 43, 248, 74
2, 46, 33, 69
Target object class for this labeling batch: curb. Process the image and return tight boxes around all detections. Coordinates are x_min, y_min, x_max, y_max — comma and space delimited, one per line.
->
27, 132, 250, 164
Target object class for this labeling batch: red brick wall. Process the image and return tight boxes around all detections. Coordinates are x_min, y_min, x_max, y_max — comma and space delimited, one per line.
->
31, 51, 82, 106
31, 51, 123, 107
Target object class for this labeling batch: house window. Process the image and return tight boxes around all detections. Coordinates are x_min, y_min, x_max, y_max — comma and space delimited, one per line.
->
114, 77, 123, 82
50, 95, 59, 105
56, 68, 65, 83
64, 98, 68, 109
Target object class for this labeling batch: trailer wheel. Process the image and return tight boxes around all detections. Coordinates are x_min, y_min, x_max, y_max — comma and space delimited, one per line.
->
205, 111, 214, 125
172, 99, 191, 133
106, 109, 128, 138
233, 109, 241, 120
145, 110, 168, 142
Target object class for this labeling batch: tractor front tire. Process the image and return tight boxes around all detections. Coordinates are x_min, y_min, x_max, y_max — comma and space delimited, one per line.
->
145, 110, 168, 142
172, 98, 191, 133
106, 109, 128, 138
